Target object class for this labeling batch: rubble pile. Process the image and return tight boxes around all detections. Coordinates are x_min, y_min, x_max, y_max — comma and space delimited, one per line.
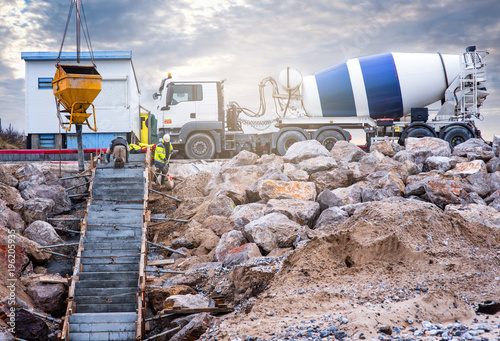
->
147, 137, 500, 340
0, 163, 86, 340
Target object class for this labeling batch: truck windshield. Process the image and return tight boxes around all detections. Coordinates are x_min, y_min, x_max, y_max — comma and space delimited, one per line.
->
169, 84, 203, 105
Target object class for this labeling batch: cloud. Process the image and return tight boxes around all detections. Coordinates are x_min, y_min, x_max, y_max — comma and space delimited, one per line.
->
0, 0, 499, 142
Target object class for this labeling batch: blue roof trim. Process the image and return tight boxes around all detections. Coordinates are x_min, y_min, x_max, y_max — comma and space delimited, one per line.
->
21, 51, 132, 61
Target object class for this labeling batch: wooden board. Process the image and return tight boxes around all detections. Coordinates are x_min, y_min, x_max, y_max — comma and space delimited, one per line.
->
147, 259, 175, 266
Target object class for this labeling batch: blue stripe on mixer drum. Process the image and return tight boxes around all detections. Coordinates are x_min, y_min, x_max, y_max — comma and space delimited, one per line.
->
315, 62, 356, 117
358, 53, 403, 119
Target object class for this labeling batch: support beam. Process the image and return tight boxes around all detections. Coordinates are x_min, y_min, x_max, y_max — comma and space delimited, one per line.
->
148, 188, 181, 202
146, 241, 186, 256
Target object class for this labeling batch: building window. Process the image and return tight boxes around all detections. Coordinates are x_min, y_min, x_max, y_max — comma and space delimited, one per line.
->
38, 78, 53, 89
170, 85, 203, 105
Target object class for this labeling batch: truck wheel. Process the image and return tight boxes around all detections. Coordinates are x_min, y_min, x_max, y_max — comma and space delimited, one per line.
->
443, 126, 472, 150
185, 133, 216, 159
405, 127, 435, 139
276, 130, 306, 156
317, 130, 345, 151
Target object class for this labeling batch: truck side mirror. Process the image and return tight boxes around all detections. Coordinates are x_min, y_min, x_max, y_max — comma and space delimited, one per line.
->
153, 92, 160, 100
161, 85, 174, 111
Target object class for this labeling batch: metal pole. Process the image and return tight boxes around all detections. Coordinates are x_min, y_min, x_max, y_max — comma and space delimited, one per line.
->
146, 241, 186, 256
148, 188, 182, 202
76, 124, 84, 172
143, 326, 181, 341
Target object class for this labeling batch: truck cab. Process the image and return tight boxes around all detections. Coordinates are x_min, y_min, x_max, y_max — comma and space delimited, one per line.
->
154, 77, 225, 158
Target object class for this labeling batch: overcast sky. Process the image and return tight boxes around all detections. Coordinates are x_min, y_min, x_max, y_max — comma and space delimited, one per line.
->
1, 0, 499, 142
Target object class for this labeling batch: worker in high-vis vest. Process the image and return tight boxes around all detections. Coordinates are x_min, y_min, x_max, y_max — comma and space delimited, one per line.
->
154, 134, 173, 188
105, 136, 129, 169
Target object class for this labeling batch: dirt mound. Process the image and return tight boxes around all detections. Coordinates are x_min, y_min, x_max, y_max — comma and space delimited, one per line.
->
203, 198, 500, 340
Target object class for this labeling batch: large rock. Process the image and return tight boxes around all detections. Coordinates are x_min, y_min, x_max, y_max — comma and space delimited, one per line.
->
14, 309, 50, 341
246, 167, 289, 202
313, 207, 349, 230
370, 140, 401, 157
22, 198, 55, 224
40, 166, 61, 186
243, 218, 278, 254
258, 180, 317, 201
0, 199, 25, 233
0, 226, 30, 278
405, 137, 451, 157
169, 313, 215, 341
348, 152, 382, 182
230, 203, 266, 230
405, 173, 441, 197
445, 204, 500, 229
447, 160, 490, 198
165, 294, 209, 310
15, 164, 46, 185
298, 156, 337, 174
244, 212, 307, 254
489, 197, 500, 211
310, 168, 354, 193
20, 184, 70, 215
0, 226, 49, 264
493, 135, 500, 157
180, 221, 220, 255
395, 160, 421, 184
423, 178, 467, 208
223, 243, 262, 266
331, 184, 363, 206
317, 189, 344, 211
424, 156, 457, 172
26, 280, 67, 316
214, 230, 247, 262
405, 137, 451, 170
203, 215, 234, 237
283, 140, 330, 163
484, 190, 500, 205
206, 192, 235, 217
330, 141, 365, 166
220, 150, 259, 172
452, 138, 494, 161
0, 183, 24, 211
148, 285, 197, 314
217, 165, 265, 205
283, 163, 309, 181
22, 220, 64, 246
0, 164, 18, 188
361, 171, 405, 202
265, 198, 320, 226
487, 172, 500, 193
486, 158, 500, 173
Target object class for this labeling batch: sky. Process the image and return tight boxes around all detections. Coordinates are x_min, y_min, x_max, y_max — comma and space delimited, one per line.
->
0, 0, 499, 143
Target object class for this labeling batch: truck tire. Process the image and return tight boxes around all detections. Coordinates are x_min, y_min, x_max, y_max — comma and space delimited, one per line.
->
443, 126, 473, 150
276, 130, 306, 156
185, 133, 216, 159
405, 126, 435, 139
316, 130, 345, 151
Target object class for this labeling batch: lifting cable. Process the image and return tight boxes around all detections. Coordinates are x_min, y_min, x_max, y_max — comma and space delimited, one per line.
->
56, 0, 96, 67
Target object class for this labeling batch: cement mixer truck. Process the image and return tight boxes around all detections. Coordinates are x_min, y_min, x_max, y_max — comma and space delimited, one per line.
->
153, 46, 489, 159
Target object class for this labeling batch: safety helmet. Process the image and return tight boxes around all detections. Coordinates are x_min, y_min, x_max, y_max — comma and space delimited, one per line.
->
117, 136, 125, 140
162, 134, 170, 143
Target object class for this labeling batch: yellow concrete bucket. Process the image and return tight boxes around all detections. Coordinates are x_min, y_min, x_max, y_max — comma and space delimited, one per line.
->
52, 64, 102, 131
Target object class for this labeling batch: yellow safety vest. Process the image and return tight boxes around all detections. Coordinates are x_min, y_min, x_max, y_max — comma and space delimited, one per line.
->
154, 142, 172, 163
154, 143, 166, 163
129, 144, 141, 152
